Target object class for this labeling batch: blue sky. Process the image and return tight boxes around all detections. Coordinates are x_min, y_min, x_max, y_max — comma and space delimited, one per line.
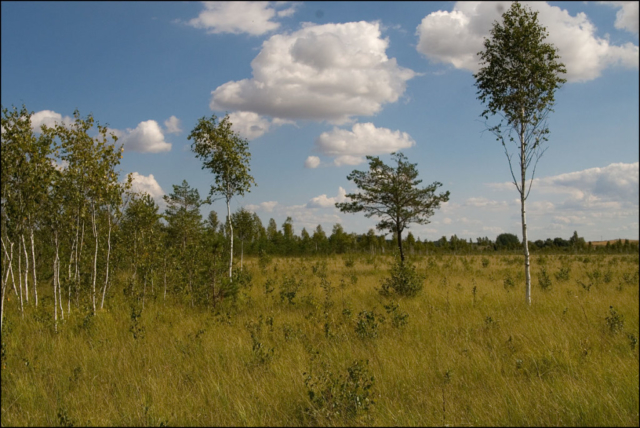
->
2, 1, 638, 242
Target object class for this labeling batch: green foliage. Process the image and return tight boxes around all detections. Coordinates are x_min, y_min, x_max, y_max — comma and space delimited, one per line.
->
258, 249, 272, 271
503, 274, 515, 290
355, 309, 383, 339
538, 268, 552, 291
336, 152, 449, 261
279, 276, 302, 304
343, 254, 356, 268
188, 114, 255, 203
474, 2, 566, 131
129, 303, 145, 340
605, 306, 624, 335
554, 266, 571, 282
496, 233, 521, 250
383, 301, 409, 329
379, 257, 424, 297
245, 316, 274, 365
303, 359, 375, 424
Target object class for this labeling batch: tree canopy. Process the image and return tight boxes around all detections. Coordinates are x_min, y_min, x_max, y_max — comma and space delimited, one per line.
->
336, 152, 449, 262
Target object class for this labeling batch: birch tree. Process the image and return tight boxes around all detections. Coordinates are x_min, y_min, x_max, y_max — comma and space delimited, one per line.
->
188, 114, 255, 282
474, 1, 566, 305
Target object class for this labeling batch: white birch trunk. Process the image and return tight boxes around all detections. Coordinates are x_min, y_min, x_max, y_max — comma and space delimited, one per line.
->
76, 218, 85, 307
100, 213, 112, 310
1, 266, 6, 334
91, 205, 98, 315
30, 228, 38, 307
227, 196, 233, 282
1, 239, 14, 333
21, 234, 29, 304
53, 232, 59, 333
18, 239, 24, 317
521, 118, 532, 305
2, 238, 18, 296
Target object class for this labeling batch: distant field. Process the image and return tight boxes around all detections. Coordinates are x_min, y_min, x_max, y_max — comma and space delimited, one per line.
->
2, 253, 638, 426
588, 239, 639, 246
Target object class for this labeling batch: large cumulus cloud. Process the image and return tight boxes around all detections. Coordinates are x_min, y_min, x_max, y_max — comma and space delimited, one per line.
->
416, 1, 638, 83
210, 21, 416, 124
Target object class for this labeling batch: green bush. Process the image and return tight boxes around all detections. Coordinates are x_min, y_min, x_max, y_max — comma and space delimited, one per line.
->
379, 257, 424, 297
303, 359, 375, 424
538, 268, 552, 291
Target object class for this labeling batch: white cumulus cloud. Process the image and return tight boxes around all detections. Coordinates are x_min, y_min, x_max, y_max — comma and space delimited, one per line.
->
129, 172, 166, 208
488, 162, 639, 210
306, 187, 347, 209
188, 1, 294, 36
604, 1, 639, 35
535, 162, 639, 207
164, 116, 182, 134
228, 111, 272, 140
118, 120, 172, 153
416, 1, 639, 83
210, 21, 416, 124
304, 156, 321, 169
30, 110, 73, 132
30, 110, 173, 153
314, 122, 416, 166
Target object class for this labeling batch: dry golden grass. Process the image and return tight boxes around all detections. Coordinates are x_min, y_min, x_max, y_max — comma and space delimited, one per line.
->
1, 253, 638, 426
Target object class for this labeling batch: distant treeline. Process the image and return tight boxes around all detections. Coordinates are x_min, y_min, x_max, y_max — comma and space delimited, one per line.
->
215, 213, 639, 257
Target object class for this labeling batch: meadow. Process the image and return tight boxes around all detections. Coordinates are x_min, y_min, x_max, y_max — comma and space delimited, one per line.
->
1, 253, 638, 427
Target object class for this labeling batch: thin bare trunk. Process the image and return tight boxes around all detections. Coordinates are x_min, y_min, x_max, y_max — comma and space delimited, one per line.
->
100, 213, 112, 310
53, 232, 59, 333
2, 238, 18, 296
58, 272, 64, 320
18, 239, 24, 317
142, 274, 146, 311
30, 228, 38, 307
75, 218, 85, 308
1, 239, 15, 333
227, 197, 233, 282
521, 118, 532, 305
21, 234, 29, 304
163, 255, 167, 302
1, 266, 6, 334
91, 205, 98, 315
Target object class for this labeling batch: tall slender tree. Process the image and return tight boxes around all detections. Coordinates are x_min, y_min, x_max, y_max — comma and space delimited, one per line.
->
188, 114, 255, 282
474, 1, 566, 305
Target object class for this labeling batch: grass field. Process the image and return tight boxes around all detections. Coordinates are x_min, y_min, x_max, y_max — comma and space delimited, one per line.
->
1, 253, 638, 426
